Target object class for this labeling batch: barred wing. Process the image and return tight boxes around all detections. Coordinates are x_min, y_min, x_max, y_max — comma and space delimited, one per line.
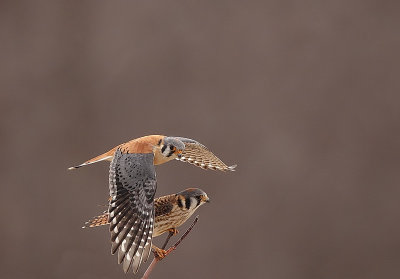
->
174, 137, 236, 171
108, 149, 157, 274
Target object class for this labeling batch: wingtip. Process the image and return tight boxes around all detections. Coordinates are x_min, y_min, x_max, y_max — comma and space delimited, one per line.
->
68, 166, 76, 170
228, 164, 237, 171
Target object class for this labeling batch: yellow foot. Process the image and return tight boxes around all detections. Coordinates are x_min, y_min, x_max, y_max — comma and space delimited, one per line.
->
152, 246, 168, 260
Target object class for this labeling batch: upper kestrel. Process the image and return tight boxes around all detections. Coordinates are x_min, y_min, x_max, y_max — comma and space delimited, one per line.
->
68, 135, 236, 171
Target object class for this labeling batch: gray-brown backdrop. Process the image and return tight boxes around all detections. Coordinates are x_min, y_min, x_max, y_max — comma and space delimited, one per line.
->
1, 1, 399, 278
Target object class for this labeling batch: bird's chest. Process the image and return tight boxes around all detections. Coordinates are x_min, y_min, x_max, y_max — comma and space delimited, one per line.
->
153, 209, 193, 236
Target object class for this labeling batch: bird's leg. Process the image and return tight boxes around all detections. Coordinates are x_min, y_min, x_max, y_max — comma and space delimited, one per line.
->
142, 217, 199, 279
161, 229, 176, 249
168, 228, 179, 236
164, 216, 198, 256
152, 229, 176, 261
152, 245, 168, 260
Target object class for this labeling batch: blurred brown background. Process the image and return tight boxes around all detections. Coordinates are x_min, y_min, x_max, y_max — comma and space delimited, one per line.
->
1, 1, 399, 278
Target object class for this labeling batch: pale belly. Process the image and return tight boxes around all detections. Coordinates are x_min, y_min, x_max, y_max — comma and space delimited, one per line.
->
153, 210, 195, 237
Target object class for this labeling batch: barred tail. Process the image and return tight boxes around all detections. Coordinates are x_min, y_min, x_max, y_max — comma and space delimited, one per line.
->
68, 150, 116, 170
82, 212, 109, 228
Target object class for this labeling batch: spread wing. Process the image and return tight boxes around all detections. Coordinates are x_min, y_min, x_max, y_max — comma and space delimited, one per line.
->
108, 149, 157, 274
174, 137, 236, 171
83, 195, 174, 229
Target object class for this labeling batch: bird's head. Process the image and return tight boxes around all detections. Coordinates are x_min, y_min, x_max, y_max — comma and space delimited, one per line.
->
176, 188, 210, 211
160, 137, 185, 159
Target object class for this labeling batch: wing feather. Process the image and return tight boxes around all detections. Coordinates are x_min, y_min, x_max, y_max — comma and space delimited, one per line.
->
108, 149, 156, 273
174, 137, 236, 171
154, 194, 175, 217
109, 206, 131, 232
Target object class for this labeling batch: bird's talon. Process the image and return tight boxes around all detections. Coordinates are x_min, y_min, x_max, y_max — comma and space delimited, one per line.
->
152, 247, 168, 260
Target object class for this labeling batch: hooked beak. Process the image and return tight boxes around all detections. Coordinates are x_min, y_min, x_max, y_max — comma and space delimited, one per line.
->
203, 196, 210, 203
177, 152, 183, 159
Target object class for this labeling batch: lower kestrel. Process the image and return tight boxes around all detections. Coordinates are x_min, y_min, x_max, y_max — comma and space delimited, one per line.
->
84, 188, 210, 272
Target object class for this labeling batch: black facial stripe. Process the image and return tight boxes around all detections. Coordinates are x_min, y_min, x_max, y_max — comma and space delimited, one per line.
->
177, 198, 183, 208
185, 198, 191, 209
157, 139, 162, 146
195, 196, 201, 207
167, 149, 175, 157
161, 145, 167, 153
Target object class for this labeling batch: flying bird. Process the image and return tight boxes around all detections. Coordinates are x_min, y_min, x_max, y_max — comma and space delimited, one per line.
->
68, 135, 236, 171
84, 188, 210, 272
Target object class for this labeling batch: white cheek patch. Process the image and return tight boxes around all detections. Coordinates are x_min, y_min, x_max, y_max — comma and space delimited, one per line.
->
162, 146, 172, 156
190, 197, 198, 209
180, 198, 186, 209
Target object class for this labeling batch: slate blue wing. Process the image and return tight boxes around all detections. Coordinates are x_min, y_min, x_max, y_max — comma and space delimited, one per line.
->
108, 149, 157, 274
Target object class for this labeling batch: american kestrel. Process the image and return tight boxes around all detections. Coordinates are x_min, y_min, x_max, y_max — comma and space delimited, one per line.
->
68, 135, 236, 171
69, 135, 234, 274
84, 188, 210, 271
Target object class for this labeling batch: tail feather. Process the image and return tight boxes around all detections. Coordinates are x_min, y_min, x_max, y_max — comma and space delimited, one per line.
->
82, 212, 109, 228
68, 153, 114, 170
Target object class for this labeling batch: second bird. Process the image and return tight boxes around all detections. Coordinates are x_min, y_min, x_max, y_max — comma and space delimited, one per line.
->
85, 188, 210, 264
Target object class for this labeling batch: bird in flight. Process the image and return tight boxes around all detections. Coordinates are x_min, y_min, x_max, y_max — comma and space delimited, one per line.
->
68, 135, 236, 171
84, 188, 210, 269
